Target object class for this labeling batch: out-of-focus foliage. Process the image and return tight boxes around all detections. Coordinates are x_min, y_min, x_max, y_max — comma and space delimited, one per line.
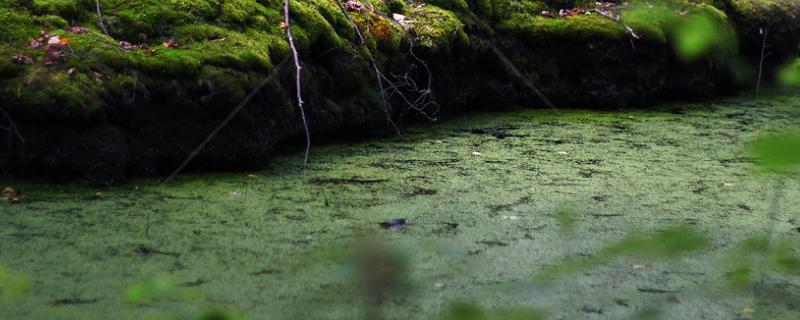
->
673, 10, 736, 62
126, 276, 245, 319
536, 225, 708, 281
145, 307, 246, 320
749, 132, 800, 174
556, 206, 575, 234
723, 236, 800, 288
438, 302, 544, 320
125, 275, 198, 305
0, 266, 30, 303
779, 58, 800, 86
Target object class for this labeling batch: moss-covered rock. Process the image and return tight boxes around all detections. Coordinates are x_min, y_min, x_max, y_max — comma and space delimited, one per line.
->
0, 0, 794, 183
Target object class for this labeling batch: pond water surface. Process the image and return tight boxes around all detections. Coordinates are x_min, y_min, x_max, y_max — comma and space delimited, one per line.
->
2, 93, 800, 320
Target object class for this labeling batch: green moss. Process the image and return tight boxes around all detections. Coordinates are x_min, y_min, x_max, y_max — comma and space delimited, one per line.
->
286, 0, 346, 53
0, 9, 43, 43
220, 0, 266, 25
109, 0, 194, 41
170, 0, 220, 20
499, 14, 625, 43
472, 0, 547, 22
30, 0, 83, 18
7, 68, 103, 113
727, 0, 800, 38
427, 0, 469, 12
134, 49, 203, 78
408, 5, 466, 51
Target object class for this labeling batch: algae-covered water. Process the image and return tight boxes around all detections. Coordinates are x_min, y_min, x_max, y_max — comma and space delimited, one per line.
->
2, 93, 800, 320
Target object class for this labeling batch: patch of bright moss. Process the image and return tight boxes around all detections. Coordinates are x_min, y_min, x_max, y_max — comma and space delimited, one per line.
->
408, 5, 467, 51
499, 14, 625, 43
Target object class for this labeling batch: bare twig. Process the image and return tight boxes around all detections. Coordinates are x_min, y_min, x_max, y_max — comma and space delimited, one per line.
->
285, 0, 312, 167
95, 0, 110, 36
334, 0, 401, 135
164, 57, 290, 183
335, 0, 441, 133
756, 27, 768, 95
0, 107, 24, 147
487, 42, 557, 109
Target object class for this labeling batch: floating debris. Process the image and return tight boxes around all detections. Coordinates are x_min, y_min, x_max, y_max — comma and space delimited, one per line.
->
379, 218, 407, 229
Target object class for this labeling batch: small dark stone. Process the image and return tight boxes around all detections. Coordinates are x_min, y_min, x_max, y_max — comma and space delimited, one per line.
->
671, 107, 688, 114
379, 219, 407, 229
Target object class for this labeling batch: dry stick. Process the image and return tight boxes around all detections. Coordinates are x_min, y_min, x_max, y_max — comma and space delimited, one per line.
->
284, 0, 312, 168
756, 28, 768, 95
487, 42, 557, 109
0, 107, 24, 147
334, 0, 401, 135
164, 56, 290, 183
95, 0, 110, 36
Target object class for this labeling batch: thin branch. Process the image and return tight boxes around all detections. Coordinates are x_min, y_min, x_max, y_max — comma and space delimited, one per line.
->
0, 107, 24, 147
756, 27, 768, 95
164, 57, 290, 183
95, 0, 110, 36
285, 0, 312, 167
334, 0, 403, 135
487, 42, 557, 109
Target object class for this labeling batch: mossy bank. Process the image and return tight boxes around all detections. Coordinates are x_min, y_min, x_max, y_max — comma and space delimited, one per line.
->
1, 0, 798, 183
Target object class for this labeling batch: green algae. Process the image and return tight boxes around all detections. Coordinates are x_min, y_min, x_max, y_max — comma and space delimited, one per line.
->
2, 92, 800, 319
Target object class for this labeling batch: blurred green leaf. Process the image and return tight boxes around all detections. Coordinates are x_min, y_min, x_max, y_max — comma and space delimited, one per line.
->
600, 225, 708, 259
536, 225, 708, 281
0, 266, 30, 303
673, 12, 731, 61
198, 307, 246, 320
723, 236, 800, 288
628, 307, 662, 320
748, 132, 800, 174
125, 275, 198, 305
556, 206, 575, 235
779, 58, 800, 86
440, 302, 543, 320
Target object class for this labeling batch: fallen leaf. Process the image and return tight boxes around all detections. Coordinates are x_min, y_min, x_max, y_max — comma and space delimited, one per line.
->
11, 55, 32, 64
162, 39, 179, 48
2, 187, 16, 199
30, 38, 45, 49
48, 36, 61, 46
392, 13, 409, 27
68, 26, 90, 34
